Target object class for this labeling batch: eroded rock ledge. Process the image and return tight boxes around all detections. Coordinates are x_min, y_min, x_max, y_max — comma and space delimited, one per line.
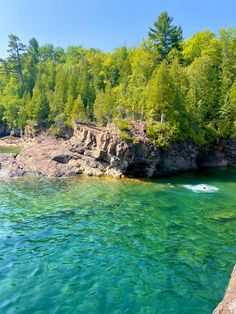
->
0, 122, 235, 178
214, 265, 236, 314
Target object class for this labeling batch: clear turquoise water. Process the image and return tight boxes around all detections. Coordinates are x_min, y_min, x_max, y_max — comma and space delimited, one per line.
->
0, 168, 236, 314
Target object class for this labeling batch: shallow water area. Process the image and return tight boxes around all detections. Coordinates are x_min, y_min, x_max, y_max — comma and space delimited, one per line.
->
0, 168, 236, 313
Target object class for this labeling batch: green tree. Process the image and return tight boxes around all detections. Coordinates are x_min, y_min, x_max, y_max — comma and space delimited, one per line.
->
169, 58, 189, 137
148, 12, 183, 59
78, 66, 95, 120
219, 28, 236, 113
147, 60, 175, 122
30, 85, 49, 125
183, 30, 219, 64
7, 34, 26, 93
218, 80, 236, 137
70, 95, 87, 124
1, 77, 22, 127
94, 83, 115, 125
186, 55, 220, 143
25, 38, 39, 97
126, 70, 148, 120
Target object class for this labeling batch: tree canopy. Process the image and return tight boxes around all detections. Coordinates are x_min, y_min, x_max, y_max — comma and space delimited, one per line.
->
0, 12, 236, 146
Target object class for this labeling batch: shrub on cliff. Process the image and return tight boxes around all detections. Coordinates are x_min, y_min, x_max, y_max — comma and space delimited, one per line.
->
147, 122, 177, 147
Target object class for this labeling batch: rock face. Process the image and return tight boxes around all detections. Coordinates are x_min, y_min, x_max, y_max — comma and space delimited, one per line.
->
0, 124, 10, 137
198, 140, 236, 168
0, 122, 235, 179
214, 265, 236, 314
68, 123, 202, 178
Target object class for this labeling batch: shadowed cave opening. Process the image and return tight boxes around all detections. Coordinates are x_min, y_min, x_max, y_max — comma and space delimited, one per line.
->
125, 162, 147, 178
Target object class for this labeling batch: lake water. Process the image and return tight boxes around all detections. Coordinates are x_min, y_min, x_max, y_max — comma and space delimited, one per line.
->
0, 168, 236, 313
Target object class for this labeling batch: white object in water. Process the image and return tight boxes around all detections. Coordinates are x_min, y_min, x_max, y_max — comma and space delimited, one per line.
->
183, 184, 218, 193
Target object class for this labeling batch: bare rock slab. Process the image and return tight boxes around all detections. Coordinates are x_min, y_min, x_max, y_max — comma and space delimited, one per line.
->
214, 265, 236, 314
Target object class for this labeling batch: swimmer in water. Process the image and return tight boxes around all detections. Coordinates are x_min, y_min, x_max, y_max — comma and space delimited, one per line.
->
183, 184, 218, 193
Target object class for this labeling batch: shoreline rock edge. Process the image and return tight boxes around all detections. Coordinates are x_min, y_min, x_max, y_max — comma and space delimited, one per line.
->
0, 122, 235, 179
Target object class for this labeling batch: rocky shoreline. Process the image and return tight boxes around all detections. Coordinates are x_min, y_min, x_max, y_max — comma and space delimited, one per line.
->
0, 123, 236, 313
214, 265, 236, 314
0, 122, 236, 179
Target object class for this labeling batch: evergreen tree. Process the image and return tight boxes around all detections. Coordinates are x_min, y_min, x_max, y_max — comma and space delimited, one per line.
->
148, 60, 175, 122
78, 67, 95, 120
7, 34, 26, 94
218, 80, 236, 137
126, 70, 148, 120
25, 38, 39, 97
94, 83, 115, 125
71, 95, 87, 124
30, 85, 49, 125
186, 55, 220, 143
148, 12, 183, 59
219, 28, 236, 112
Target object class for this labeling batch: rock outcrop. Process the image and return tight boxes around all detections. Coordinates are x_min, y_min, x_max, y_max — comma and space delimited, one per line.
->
214, 265, 236, 314
0, 122, 235, 179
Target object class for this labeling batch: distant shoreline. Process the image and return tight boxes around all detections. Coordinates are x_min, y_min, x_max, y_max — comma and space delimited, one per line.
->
0, 123, 235, 180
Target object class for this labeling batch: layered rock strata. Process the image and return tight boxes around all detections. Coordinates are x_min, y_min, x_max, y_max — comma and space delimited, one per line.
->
0, 123, 235, 178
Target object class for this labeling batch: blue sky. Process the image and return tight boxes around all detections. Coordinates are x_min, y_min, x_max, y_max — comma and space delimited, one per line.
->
0, 0, 236, 57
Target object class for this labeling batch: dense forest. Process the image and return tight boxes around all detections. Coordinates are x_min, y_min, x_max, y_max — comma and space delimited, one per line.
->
0, 12, 236, 146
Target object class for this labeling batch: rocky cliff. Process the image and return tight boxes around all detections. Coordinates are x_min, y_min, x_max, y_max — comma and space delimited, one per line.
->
214, 265, 236, 314
0, 122, 236, 178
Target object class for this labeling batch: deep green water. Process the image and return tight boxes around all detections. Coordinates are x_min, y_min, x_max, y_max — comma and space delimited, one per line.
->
0, 168, 236, 314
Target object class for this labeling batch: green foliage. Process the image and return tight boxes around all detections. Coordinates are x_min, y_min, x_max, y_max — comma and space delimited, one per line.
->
218, 80, 236, 137
115, 119, 133, 142
7, 34, 26, 94
147, 60, 175, 121
94, 83, 116, 125
117, 119, 130, 131
50, 113, 67, 136
148, 12, 183, 59
30, 85, 49, 124
71, 95, 87, 124
147, 122, 177, 147
120, 131, 133, 142
0, 17, 236, 146
182, 30, 219, 63
186, 54, 220, 143
0, 104, 5, 123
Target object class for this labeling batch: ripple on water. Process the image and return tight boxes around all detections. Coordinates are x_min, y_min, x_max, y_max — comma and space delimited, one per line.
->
0, 169, 235, 313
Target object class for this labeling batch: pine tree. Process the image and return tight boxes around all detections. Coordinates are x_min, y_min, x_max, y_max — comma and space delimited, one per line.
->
25, 38, 39, 97
7, 34, 26, 94
30, 85, 49, 125
148, 12, 183, 59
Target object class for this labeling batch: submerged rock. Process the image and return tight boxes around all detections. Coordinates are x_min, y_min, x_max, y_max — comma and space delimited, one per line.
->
0, 122, 235, 179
